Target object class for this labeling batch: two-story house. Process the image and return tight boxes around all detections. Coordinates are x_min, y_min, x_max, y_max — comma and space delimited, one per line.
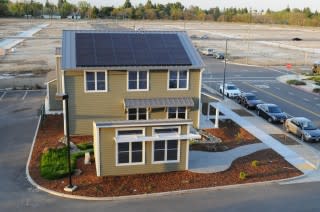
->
46, 30, 204, 177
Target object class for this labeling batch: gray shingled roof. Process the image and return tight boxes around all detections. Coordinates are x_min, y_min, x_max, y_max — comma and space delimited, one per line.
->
124, 97, 194, 108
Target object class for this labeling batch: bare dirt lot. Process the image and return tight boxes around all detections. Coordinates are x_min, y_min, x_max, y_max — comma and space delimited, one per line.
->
1, 19, 320, 88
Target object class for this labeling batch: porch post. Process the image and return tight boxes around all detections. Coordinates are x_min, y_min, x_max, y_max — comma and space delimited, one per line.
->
215, 106, 219, 128
206, 102, 210, 120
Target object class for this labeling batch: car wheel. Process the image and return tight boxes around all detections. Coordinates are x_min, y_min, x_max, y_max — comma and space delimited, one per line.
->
227, 93, 230, 98
301, 134, 305, 142
267, 117, 273, 123
257, 110, 260, 116
245, 104, 249, 109
219, 89, 222, 94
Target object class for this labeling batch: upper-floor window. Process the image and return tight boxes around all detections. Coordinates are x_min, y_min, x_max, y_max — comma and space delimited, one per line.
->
168, 107, 187, 119
85, 71, 107, 92
168, 70, 189, 90
128, 108, 148, 120
128, 71, 148, 91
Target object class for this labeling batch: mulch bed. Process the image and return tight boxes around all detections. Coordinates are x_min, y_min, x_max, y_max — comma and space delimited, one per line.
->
201, 119, 261, 150
28, 115, 302, 197
232, 109, 254, 117
270, 134, 301, 145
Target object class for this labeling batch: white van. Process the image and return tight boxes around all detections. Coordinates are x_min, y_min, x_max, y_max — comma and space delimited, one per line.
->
200, 48, 215, 56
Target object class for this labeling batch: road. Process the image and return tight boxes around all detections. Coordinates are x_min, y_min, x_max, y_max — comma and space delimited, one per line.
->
1, 90, 320, 211
202, 56, 320, 127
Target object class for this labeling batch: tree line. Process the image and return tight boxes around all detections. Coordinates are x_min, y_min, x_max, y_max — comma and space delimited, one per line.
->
0, 0, 320, 26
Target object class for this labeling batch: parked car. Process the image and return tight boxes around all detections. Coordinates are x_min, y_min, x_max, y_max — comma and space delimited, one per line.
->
256, 103, 287, 123
190, 34, 198, 39
200, 35, 209, 39
219, 83, 241, 98
200, 48, 215, 56
236, 92, 263, 109
284, 117, 320, 142
214, 52, 225, 59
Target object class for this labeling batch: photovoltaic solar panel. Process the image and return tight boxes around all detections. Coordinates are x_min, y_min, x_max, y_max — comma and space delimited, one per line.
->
75, 32, 192, 67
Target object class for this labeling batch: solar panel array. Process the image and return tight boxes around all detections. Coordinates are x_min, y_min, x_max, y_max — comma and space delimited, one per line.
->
75, 33, 192, 67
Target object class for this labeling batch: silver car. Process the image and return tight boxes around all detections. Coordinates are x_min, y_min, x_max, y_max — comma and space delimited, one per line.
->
284, 117, 320, 142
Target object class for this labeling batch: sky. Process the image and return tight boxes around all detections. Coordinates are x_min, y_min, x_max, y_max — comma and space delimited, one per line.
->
41, 0, 320, 12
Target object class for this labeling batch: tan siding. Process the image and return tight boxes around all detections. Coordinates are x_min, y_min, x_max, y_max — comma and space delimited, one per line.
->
98, 124, 188, 176
65, 69, 200, 135
48, 80, 62, 111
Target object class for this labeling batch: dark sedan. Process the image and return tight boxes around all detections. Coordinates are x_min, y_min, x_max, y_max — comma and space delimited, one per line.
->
284, 117, 320, 142
236, 92, 263, 109
256, 103, 288, 123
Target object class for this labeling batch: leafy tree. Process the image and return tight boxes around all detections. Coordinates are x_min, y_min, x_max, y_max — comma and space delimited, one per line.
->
0, 0, 9, 16
123, 0, 132, 9
78, 1, 91, 18
99, 6, 113, 18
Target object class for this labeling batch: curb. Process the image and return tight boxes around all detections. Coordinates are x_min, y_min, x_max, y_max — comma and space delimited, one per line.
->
25, 116, 305, 201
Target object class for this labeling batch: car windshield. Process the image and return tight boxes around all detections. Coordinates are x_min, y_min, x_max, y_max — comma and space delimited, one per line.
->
227, 85, 237, 90
208, 49, 213, 52
246, 95, 257, 100
300, 120, 317, 130
268, 106, 282, 113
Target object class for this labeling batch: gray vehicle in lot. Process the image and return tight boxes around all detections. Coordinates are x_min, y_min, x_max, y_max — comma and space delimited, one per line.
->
284, 117, 320, 142
256, 103, 288, 123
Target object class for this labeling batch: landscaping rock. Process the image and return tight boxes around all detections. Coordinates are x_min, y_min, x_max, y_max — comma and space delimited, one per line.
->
73, 169, 82, 176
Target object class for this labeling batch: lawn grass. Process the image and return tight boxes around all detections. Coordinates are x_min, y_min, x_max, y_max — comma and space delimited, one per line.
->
286, 79, 306, 85
307, 75, 320, 83
40, 147, 85, 180
76, 142, 93, 150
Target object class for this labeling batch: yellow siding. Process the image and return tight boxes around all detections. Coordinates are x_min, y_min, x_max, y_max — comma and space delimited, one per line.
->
98, 124, 188, 176
65, 69, 200, 135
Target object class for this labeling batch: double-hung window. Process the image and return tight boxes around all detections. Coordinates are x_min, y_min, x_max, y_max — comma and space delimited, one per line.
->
168, 70, 188, 90
153, 140, 179, 163
116, 129, 145, 165
153, 127, 180, 163
168, 107, 187, 119
85, 71, 107, 92
128, 108, 148, 120
128, 71, 148, 91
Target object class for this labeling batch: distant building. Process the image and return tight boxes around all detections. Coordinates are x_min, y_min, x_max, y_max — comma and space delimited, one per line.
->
42, 14, 61, 19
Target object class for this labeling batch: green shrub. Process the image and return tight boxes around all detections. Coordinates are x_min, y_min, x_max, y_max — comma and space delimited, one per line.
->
286, 80, 306, 86
307, 76, 320, 83
40, 147, 87, 180
251, 160, 260, 167
313, 88, 320, 93
239, 171, 248, 180
76, 142, 93, 150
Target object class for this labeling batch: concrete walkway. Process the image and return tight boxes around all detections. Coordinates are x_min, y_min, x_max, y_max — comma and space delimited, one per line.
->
189, 143, 268, 173
210, 100, 317, 174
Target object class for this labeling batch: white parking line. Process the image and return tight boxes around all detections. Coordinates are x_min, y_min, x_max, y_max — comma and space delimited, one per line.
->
288, 92, 294, 95
22, 91, 28, 100
303, 98, 310, 102
0, 92, 6, 100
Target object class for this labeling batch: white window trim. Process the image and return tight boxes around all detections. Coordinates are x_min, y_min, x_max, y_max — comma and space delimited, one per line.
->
167, 70, 189, 91
115, 128, 145, 166
84, 71, 108, 93
152, 126, 181, 164
167, 107, 187, 119
127, 70, 149, 91
127, 108, 149, 120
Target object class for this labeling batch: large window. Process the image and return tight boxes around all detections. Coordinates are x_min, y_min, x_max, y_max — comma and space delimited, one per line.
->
116, 128, 145, 165
128, 71, 148, 90
168, 70, 188, 89
85, 71, 107, 92
168, 107, 186, 119
153, 140, 179, 162
128, 108, 148, 120
117, 142, 143, 164
153, 127, 180, 163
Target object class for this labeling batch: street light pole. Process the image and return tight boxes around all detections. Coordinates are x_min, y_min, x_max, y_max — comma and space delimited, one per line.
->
222, 39, 228, 100
56, 93, 77, 192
